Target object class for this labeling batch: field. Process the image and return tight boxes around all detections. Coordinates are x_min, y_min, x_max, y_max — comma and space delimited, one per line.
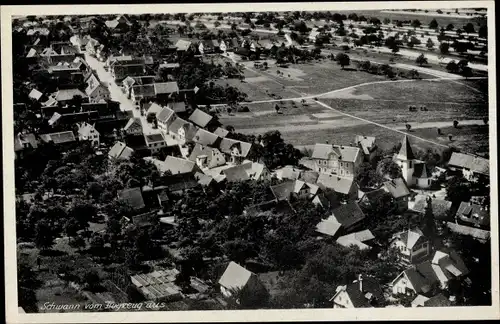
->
220, 71, 488, 155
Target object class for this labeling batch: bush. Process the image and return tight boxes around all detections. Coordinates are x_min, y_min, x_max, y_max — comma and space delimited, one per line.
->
237, 106, 250, 112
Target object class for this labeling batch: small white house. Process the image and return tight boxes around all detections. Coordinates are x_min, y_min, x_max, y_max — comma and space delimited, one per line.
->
77, 122, 99, 146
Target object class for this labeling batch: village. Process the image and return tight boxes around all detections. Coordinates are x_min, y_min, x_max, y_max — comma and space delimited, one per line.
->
12, 9, 491, 313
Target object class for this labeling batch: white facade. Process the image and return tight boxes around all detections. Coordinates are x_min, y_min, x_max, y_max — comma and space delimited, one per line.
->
392, 273, 416, 295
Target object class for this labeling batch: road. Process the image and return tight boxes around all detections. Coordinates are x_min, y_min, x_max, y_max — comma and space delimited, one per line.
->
84, 53, 160, 135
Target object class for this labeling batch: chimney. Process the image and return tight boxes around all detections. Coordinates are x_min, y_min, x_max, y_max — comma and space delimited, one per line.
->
325, 140, 329, 144
358, 274, 363, 292
363, 136, 367, 139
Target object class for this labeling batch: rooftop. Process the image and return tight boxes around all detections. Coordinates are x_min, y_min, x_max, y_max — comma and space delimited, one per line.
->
448, 152, 489, 176
311, 143, 360, 162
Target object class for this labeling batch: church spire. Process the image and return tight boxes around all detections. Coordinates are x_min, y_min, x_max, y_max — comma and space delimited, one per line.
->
397, 135, 415, 160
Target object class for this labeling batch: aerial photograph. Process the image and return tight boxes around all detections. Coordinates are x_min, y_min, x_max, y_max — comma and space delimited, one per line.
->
10, 5, 492, 314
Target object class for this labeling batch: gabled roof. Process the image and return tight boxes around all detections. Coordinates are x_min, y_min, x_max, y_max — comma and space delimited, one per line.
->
355, 135, 377, 155
132, 84, 156, 98
333, 277, 384, 308
424, 294, 452, 307
175, 39, 192, 51
169, 118, 198, 140
383, 178, 411, 199
167, 101, 187, 113
77, 122, 98, 137
360, 188, 388, 206
154, 82, 179, 95
14, 133, 38, 150
397, 135, 415, 160
108, 141, 134, 160
411, 198, 452, 219
159, 62, 180, 69
413, 163, 431, 179
446, 222, 490, 241
105, 20, 120, 29
124, 117, 143, 133
146, 102, 163, 116
448, 152, 489, 176
336, 230, 375, 250
195, 172, 214, 186
397, 261, 438, 294
316, 215, 342, 237
188, 108, 213, 128
218, 261, 254, 291
117, 188, 145, 210
164, 156, 197, 175
28, 88, 43, 101
270, 180, 319, 201
317, 173, 356, 195
274, 165, 302, 181
26, 48, 38, 58
219, 138, 252, 158
213, 127, 229, 138
455, 202, 490, 227
39, 131, 76, 144
188, 144, 226, 169
156, 106, 176, 123
223, 161, 267, 182
193, 129, 220, 147
392, 228, 427, 249
331, 202, 365, 229
54, 88, 88, 102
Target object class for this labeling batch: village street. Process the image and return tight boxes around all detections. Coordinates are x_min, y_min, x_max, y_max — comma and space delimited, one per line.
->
84, 53, 160, 135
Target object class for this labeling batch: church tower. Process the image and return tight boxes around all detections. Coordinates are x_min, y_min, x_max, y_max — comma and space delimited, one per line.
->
395, 135, 415, 185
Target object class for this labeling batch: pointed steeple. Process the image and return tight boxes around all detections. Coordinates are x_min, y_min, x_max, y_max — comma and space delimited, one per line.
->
397, 135, 415, 160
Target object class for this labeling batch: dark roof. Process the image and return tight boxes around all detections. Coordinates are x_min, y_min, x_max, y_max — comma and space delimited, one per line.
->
446, 222, 490, 241
299, 170, 319, 184
344, 277, 384, 308
168, 102, 187, 113
360, 188, 388, 206
40, 131, 76, 144
156, 106, 175, 123
113, 64, 146, 80
188, 108, 213, 128
424, 294, 452, 307
270, 181, 295, 201
133, 84, 155, 98
397, 135, 415, 160
213, 127, 229, 138
154, 82, 179, 95
331, 202, 365, 229
411, 198, 452, 219
402, 261, 439, 294
219, 138, 252, 158
413, 163, 431, 178
383, 178, 411, 199
456, 202, 490, 228
193, 129, 220, 147
117, 188, 145, 210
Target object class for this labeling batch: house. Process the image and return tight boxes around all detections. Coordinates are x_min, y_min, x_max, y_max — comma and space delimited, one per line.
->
85, 74, 110, 103
162, 156, 200, 175
270, 180, 320, 201
447, 152, 489, 181
195, 172, 215, 187
77, 122, 100, 146
391, 249, 469, 297
188, 108, 214, 128
168, 118, 198, 145
331, 275, 385, 308
312, 190, 341, 211
198, 39, 220, 54
358, 188, 389, 209
14, 133, 38, 158
219, 138, 253, 165
108, 141, 134, 160
223, 161, 270, 182
111, 63, 147, 82
52, 88, 89, 106
123, 117, 143, 136
336, 230, 375, 250
309, 143, 363, 178
146, 102, 164, 118
410, 198, 453, 220
446, 222, 490, 242
218, 261, 269, 306
273, 165, 302, 181
220, 38, 240, 52
316, 202, 365, 238
390, 228, 432, 265
192, 129, 221, 147
158, 62, 180, 75
189, 144, 227, 170
175, 39, 193, 52
105, 15, 132, 33
213, 127, 229, 138
308, 29, 321, 42
355, 135, 377, 161
85, 37, 100, 55
394, 135, 433, 189
28, 88, 43, 101
167, 101, 187, 114
130, 81, 180, 106
155, 106, 176, 132
412, 293, 452, 307
117, 187, 145, 210
455, 201, 490, 229
144, 133, 167, 153
383, 178, 412, 212
39, 131, 76, 145
317, 173, 359, 200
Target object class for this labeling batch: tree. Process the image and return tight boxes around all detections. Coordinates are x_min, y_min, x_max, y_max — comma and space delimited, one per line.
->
335, 53, 350, 69
446, 175, 471, 204
463, 22, 475, 34
356, 162, 383, 188
478, 25, 487, 38
429, 18, 439, 29
69, 235, 86, 251
411, 19, 421, 29
439, 42, 450, 54
453, 120, 459, 128
406, 123, 412, 131
274, 104, 280, 113
377, 159, 402, 179
383, 18, 391, 25
415, 53, 428, 66
446, 60, 459, 73
446, 23, 454, 31
483, 117, 488, 125
426, 38, 434, 50
34, 220, 57, 251
83, 270, 101, 291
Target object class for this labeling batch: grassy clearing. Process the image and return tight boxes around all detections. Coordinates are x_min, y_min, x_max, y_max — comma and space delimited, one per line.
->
322, 98, 487, 124
351, 79, 488, 103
